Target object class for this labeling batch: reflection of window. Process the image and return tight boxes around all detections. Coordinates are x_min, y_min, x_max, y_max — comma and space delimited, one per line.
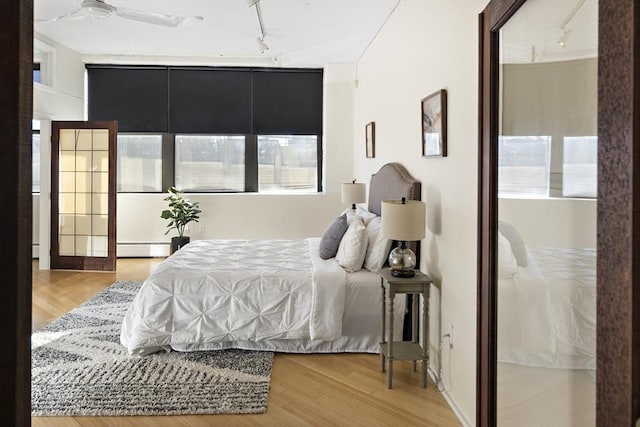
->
499, 136, 551, 197
33, 40, 55, 88
33, 62, 41, 84
117, 134, 162, 192
175, 135, 245, 192
562, 136, 597, 198
32, 120, 40, 194
258, 135, 317, 192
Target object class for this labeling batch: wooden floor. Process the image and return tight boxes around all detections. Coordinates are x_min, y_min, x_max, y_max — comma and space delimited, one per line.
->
32, 258, 461, 427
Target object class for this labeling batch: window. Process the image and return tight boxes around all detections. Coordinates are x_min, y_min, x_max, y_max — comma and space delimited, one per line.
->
89, 66, 323, 193
117, 134, 163, 192
33, 62, 41, 84
175, 135, 245, 192
258, 135, 318, 192
32, 120, 40, 194
33, 39, 55, 88
562, 136, 597, 198
498, 136, 551, 197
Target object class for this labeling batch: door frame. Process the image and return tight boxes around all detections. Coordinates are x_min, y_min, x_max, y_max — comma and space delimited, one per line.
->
0, 0, 33, 424
477, 0, 640, 425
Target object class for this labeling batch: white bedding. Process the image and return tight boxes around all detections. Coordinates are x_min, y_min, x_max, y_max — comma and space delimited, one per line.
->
498, 247, 596, 370
121, 238, 402, 355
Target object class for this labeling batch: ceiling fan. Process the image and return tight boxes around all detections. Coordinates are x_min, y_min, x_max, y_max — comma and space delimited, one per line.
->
42, 0, 204, 28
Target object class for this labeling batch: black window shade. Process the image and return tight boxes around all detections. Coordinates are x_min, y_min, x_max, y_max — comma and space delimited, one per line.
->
87, 66, 168, 132
86, 66, 323, 135
168, 68, 252, 134
252, 69, 323, 134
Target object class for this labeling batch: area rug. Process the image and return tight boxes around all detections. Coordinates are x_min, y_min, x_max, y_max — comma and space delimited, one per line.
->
31, 281, 274, 416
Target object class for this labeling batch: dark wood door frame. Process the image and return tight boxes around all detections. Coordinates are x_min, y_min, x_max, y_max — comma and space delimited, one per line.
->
477, 0, 640, 426
0, 0, 33, 424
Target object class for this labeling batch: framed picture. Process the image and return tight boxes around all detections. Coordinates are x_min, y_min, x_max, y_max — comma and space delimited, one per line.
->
365, 121, 375, 158
421, 89, 447, 158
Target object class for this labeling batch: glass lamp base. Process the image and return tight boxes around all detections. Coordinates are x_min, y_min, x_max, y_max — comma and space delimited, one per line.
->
388, 245, 417, 278
390, 269, 416, 278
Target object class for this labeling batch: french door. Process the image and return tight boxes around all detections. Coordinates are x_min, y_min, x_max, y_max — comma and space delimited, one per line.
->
50, 121, 117, 271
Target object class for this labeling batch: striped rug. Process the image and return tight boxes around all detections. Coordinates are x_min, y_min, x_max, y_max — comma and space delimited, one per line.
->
31, 281, 273, 416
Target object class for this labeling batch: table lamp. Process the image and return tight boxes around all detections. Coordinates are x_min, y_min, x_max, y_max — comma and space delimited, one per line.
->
341, 180, 366, 211
381, 197, 426, 277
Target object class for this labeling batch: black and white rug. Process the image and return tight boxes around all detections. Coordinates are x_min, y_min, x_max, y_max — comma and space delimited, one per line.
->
31, 281, 274, 416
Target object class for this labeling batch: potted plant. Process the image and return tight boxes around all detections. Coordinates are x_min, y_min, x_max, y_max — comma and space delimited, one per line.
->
160, 186, 201, 254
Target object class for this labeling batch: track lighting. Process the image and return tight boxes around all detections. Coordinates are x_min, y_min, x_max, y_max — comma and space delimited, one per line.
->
557, 0, 584, 48
557, 27, 572, 47
249, 0, 269, 54
257, 36, 269, 54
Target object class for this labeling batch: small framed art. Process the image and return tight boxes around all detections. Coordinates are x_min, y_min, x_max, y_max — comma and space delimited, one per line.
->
421, 89, 447, 158
365, 121, 375, 158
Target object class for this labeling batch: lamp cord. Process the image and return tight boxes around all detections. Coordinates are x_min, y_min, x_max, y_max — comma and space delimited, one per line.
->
436, 333, 452, 392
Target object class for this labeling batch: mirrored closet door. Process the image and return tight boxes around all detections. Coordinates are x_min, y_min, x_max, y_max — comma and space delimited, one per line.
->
496, 0, 597, 425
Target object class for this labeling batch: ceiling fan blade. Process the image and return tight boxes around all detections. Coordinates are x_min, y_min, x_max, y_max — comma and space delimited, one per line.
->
38, 7, 88, 23
114, 7, 203, 28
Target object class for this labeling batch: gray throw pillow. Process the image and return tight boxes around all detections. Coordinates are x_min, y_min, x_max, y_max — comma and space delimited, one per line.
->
318, 214, 349, 259
498, 220, 528, 267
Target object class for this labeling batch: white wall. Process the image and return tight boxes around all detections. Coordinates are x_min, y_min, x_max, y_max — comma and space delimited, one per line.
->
353, 1, 489, 424
33, 34, 86, 267
33, 34, 85, 120
499, 197, 597, 248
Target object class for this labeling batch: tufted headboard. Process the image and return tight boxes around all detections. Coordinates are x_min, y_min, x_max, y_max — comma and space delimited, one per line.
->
368, 163, 422, 215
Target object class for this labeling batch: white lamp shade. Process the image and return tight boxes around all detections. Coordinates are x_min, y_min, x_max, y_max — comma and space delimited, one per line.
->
381, 199, 426, 241
341, 182, 366, 204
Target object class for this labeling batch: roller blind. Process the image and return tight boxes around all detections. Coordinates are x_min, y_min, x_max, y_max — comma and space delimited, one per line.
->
87, 66, 168, 132
86, 66, 323, 135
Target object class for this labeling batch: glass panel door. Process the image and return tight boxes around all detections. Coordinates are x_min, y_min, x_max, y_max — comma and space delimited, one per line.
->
51, 121, 117, 271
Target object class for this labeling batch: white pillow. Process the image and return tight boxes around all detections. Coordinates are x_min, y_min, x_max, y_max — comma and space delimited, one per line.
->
342, 207, 377, 226
498, 231, 518, 279
336, 216, 368, 272
364, 216, 392, 273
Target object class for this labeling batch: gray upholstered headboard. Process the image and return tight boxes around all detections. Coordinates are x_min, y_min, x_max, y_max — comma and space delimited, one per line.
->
368, 163, 422, 215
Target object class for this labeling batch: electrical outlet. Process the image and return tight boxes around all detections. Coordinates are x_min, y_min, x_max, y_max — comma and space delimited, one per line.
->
447, 321, 454, 347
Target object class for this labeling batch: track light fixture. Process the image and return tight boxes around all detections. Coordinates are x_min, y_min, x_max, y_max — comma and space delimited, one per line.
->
557, 27, 572, 47
257, 36, 269, 54
557, 0, 585, 48
248, 0, 269, 54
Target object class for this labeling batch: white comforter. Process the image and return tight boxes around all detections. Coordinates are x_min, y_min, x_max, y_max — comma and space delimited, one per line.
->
121, 239, 347, 355
498, 248, 596, 370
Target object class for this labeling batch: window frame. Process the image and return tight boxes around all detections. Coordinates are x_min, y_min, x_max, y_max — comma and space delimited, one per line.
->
115, 131, 323, 194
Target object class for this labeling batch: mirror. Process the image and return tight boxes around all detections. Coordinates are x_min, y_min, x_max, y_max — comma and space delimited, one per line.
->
496, 0, 597, 425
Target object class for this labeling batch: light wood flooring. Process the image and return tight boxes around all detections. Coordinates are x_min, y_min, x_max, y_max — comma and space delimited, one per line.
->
32, 258, 461, 427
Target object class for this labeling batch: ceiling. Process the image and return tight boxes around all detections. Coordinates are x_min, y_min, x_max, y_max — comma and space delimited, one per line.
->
501, 0, 597, 64
34, 0, 400, 67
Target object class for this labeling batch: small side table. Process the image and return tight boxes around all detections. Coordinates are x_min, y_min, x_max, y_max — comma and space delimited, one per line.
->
380, 267, 431, 389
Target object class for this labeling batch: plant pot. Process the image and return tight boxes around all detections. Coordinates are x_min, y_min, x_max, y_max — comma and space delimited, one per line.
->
170, 236, 190, 254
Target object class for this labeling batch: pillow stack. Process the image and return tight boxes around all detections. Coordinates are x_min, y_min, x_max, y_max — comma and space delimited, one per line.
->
318, 207, 393, 273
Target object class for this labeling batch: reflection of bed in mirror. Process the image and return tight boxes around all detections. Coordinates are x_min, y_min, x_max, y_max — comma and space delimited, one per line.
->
497, 221, 595, 371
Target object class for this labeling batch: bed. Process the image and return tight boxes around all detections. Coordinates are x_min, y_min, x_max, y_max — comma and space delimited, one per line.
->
121, 163, 422, 356
497, 222, 596, 371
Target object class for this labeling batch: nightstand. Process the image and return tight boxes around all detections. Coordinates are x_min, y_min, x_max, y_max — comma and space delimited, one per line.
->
380, 267, 431, 389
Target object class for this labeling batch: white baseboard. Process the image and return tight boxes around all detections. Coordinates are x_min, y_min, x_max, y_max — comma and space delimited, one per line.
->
117, 243, 170, 258
428, 368, 472, 427
32, 242, 170, 259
